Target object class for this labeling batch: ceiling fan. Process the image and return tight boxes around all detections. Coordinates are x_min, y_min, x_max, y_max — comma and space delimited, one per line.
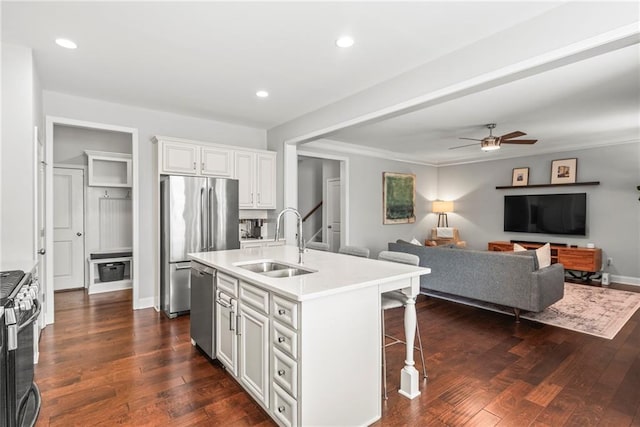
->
450, 123, 537, 151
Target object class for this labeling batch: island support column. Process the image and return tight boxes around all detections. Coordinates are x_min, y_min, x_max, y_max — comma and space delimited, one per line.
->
399, 279, 421, 399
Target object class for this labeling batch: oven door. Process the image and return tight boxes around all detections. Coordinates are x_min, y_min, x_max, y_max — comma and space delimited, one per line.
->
15, 301, 41, 427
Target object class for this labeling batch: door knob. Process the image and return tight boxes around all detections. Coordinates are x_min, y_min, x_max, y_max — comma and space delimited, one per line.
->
76, 232, 83, 236
38, 248, 46, 255
328, 225, 332, 229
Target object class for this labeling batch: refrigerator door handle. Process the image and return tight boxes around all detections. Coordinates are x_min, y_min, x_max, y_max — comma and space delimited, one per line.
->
209, 187, 215, 250
200, 186, 207, 251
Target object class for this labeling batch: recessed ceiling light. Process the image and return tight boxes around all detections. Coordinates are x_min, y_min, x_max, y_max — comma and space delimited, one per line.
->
256, 90, 269, 98
55, 38, 77, 49
335, 36, 354, 48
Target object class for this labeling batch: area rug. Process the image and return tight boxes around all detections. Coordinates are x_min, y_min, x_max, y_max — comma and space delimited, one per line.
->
424, 283, 640, 340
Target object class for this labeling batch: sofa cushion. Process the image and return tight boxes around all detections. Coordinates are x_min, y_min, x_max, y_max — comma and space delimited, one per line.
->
410, 237, 423, 246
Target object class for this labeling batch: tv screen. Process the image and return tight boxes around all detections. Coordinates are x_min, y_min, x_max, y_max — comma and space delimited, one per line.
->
504, 193, 586, 236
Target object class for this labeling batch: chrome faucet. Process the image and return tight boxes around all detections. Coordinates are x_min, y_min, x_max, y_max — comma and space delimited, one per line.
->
274, 207, 305, 264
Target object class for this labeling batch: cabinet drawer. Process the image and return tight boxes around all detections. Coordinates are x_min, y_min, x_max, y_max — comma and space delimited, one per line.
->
240, 282, 269, 314
557, 254, 598, 272
217, 272, 238, 297
272, 383, 297, 427
273, 295, 298, 330
273, 321, 298, 360
273, 348, 298, 398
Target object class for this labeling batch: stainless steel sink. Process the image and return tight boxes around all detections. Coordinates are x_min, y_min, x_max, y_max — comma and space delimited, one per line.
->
235, 260, 315, 278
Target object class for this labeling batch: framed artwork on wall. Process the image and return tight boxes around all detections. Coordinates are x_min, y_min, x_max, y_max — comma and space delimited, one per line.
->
551, 158, 577, 184
511, 167, 529, 186
382, 172, 416, 224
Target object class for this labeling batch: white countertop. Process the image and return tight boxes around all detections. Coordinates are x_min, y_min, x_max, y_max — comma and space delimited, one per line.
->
189, 245, 430, 301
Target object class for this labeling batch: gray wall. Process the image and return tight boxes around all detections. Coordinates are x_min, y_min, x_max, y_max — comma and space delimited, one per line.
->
438, 142, 640, 280
298, 157, 323, 241
53, 125, 132, 165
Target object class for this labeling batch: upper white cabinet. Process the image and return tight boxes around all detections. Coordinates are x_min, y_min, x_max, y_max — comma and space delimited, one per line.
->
85, 150, 132, 187
154, 136, 276, 209
235, 150, 276, 209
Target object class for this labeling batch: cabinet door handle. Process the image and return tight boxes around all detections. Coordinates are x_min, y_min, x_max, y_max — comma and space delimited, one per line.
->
278, 406, 285, 413
250, 193, 253, 204
257, 193, 261, 204
278, 309, 286, 315
193, 161, 196, 170
201, 162, 204, 170
229, 310, 235, 331
277, 369, 285, 376
236, 313, 241, 336
278, 336, 285, 343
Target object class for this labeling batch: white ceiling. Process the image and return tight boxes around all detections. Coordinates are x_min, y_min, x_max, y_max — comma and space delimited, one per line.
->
2, 2, 639, 164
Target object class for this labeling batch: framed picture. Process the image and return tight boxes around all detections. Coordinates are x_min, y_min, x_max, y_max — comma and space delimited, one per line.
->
383, 172, 416, 224
551, 158, 577, 184
511, 167, 529, 186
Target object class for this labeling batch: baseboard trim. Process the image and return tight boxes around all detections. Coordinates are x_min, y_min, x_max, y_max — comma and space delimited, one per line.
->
134, 296, 155, 310
612, 275, 640, 287
88, 280, 132, 295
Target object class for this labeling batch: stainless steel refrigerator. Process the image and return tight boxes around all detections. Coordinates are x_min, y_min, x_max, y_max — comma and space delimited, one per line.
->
160, 175, 239, 318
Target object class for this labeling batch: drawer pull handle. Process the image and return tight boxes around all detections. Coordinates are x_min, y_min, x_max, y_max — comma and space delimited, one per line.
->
278, 336, 285, 343
278, 369, 285, 376
278, 309, 286, 315
278, 406, 285, 413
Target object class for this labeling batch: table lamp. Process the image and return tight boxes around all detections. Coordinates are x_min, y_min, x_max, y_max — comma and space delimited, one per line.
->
432, 200, 454, 227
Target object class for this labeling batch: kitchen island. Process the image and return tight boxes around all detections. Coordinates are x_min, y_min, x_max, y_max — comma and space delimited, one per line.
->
189, 245, 430, 427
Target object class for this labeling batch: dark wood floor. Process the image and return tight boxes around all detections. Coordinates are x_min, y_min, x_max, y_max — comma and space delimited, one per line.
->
35, 286, 640, 426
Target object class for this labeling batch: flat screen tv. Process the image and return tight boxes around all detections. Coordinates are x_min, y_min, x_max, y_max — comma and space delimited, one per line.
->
504, 193, 586, 236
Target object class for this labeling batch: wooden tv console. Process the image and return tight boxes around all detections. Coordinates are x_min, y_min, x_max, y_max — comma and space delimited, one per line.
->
487, 241, 602, 273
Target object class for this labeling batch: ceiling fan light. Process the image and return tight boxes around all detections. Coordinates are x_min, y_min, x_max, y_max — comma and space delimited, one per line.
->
481, 139, 501, 151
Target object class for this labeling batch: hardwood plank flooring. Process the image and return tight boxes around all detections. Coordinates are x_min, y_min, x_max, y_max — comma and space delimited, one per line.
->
34, 285, 640, 426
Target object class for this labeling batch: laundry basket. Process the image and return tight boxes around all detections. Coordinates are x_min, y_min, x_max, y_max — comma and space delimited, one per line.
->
98, 262, 125, 282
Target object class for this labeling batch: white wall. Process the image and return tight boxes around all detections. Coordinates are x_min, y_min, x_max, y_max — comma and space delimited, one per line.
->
438, 142, 640, 281
1, 43, 41, 265
53, 124, 132, 165
43, 91, 266, 304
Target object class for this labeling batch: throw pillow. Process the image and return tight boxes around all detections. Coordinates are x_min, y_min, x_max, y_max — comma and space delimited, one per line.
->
513, 243, 527, 252
410, 237, 423, 246
536, 243, 552, 268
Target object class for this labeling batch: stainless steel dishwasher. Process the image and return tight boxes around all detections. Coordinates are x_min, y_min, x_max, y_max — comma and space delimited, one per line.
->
190, 262, 215, 358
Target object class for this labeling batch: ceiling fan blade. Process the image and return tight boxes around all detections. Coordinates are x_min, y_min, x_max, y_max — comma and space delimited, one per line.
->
458, 137, 482, 141
449, 143, 478, 150
500, 131, 526, 140
501, 139, 537, 145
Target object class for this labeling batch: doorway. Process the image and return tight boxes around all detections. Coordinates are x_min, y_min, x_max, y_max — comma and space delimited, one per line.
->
296, 151, 347, 251
44, 116, 139, 325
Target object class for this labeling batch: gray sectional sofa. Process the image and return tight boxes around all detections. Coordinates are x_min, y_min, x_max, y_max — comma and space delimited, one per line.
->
388, 241, 565, 320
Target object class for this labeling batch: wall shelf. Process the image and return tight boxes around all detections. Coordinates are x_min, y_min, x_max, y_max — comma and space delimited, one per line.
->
495, 181, 600, 190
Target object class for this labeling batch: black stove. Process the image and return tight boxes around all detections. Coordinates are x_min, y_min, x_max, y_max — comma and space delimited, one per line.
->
1, 270, 41, 427
0, 271, 26, 307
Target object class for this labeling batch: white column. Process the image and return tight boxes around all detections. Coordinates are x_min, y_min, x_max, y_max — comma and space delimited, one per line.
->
398, 295, 420, 398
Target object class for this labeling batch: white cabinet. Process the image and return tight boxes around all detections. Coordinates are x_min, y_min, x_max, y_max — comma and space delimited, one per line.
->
215, 289, 238, 375
235, 150, 276, 209
239, 302, 270, 407
161, 141, 199, 175
154, 136, 276, 209
201, 146, 233, 177
85, 150, 132, 187
240, 239, 285, 249
159, 140, 234, 177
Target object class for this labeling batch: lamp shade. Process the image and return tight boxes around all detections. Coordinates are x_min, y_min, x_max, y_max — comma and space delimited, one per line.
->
432, 200, 454, 213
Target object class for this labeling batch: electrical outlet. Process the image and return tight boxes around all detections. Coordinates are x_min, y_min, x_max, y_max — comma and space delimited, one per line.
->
607, 257, 613, 267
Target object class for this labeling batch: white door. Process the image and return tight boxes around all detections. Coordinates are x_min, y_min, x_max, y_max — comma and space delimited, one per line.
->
326, 178, 341, 253
53, 168, 85, 290
35, 128, 47, 327
216, 292, 238, 375
161, 141, 199, 175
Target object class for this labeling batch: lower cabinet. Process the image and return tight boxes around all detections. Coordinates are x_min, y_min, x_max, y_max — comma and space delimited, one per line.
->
238, 303, 270, 407
215, 290, 238, 375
